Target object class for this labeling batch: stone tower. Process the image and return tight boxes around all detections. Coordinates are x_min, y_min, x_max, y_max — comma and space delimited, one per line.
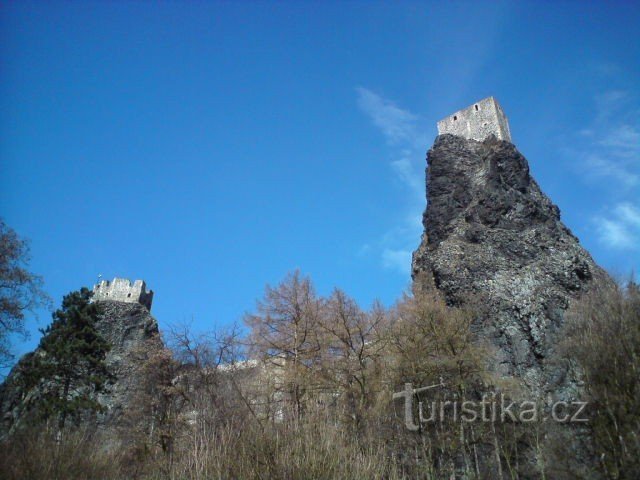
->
437, 96, 511, 142
92, 277, 154, 311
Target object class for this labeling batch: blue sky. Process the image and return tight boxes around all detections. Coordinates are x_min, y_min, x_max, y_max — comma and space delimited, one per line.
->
1, 1, 639, 366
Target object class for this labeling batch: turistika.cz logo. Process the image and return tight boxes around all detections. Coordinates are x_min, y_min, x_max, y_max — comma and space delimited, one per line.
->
392, 382, 588, 431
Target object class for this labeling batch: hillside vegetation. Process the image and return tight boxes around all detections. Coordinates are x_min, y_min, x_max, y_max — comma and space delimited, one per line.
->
1, 271, 638, 480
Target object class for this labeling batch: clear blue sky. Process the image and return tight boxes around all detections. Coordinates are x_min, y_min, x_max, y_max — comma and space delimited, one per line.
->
2, 1, 639, 366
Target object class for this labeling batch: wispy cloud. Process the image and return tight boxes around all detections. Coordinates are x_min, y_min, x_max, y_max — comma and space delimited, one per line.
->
356, 87, 421, 146
598, 124, 640, 152
355, 87, 428, 274
583, 153, 639, 187
567, 83, 640, 256
381, 248, 412, 273
595, 203, 640, 250
575, 90, 640, 188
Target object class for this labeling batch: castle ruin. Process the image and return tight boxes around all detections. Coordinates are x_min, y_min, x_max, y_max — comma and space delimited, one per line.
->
92, 278, 154, 311
437, 96, 511, 142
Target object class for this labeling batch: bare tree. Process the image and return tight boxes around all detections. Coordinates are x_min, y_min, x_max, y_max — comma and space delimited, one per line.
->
558, 280, 640, 479
384, 285, 497, 477
387, 286, 488, 392
0, 219, 51, 369
166, 320, 217, 369
120, 343, 186, 474
164, 319, 246, 419
318, 289, 386, 426
244, 270, 323, 419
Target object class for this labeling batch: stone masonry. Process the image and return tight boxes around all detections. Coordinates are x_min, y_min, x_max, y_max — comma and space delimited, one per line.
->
93, 278, 154, 311
437, 96, 512, 142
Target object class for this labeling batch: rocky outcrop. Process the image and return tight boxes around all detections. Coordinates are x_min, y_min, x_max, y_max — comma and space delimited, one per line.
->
412, 134, 609, 392
93, 301, 163, 427
0, 300, 163, 436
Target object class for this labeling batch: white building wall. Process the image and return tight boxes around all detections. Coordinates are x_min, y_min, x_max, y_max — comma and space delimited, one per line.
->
437, 97, 512, 142
93, 278, 154, 311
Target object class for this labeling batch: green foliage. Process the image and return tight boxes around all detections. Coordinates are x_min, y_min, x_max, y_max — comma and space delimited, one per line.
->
20, 288, 112, 429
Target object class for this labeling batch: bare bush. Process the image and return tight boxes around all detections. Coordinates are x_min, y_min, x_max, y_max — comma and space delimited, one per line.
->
6, 271, 631, 479
559, 281, 640, 479
0, 426, 121, 480
244, 270, 324, 420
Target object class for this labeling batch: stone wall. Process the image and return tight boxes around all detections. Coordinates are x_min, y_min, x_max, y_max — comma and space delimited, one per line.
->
437, 97, 512, 142
93, 278, 154, 311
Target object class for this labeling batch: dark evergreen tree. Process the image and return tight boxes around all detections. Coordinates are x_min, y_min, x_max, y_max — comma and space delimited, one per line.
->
21, 288, 111, 430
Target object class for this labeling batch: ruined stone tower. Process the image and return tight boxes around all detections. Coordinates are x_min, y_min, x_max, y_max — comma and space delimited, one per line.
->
437, 96, 511, 142
413, 98, 607, 391
92, 277, 154, 311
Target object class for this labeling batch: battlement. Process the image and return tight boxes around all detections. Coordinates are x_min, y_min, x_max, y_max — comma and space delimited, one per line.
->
437, 97, 511, 142
92, 278, 154, 311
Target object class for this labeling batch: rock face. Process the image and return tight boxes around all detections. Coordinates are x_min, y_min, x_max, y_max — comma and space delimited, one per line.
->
93, 301, 163, 426
412, 134, 608, 391
0, 300, 162, 436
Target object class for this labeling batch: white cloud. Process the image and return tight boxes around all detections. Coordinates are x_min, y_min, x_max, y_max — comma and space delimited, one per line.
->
355, 87, 428, 274
356, 87, 419, 145
598, 124, 640, 152
616, 202, 640, 228
391, 152, 423, 196
381, 249, 412, 274
594, 202, 640, 250
594, 90, 628, 121
597, 219, 634, 249
570, 87, 640, 256
583, 153, 639, 187
574, 90, 640, 188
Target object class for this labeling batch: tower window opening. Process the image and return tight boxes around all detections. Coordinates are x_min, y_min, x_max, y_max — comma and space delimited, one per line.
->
453, 115, 457, 121
127, 293, 132, 298
475, 105, 479, 111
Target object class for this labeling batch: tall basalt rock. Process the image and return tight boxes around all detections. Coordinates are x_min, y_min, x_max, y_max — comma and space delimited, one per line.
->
412, 134, 609, 392
0, 300, 163, 436
93, 301, 164, 427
